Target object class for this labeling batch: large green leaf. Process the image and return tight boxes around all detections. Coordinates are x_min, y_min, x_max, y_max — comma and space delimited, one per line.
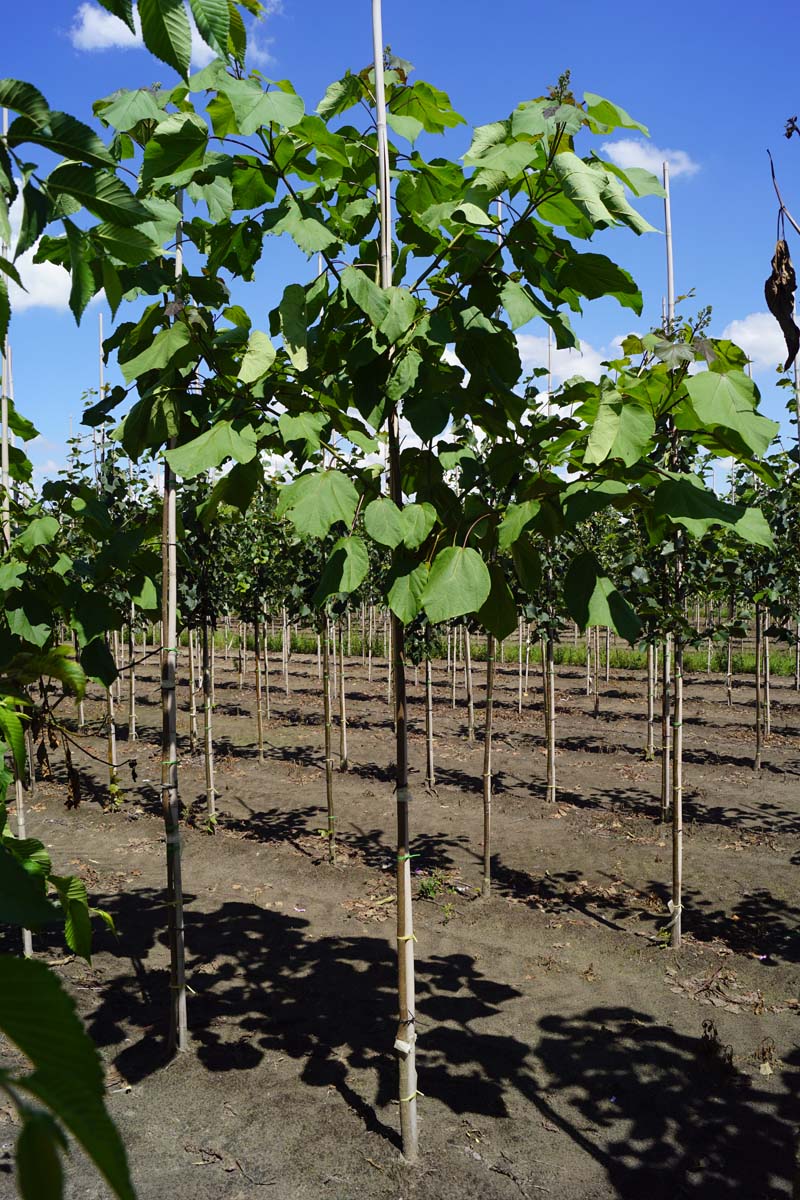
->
0, 846, 61, 930
165, 420, 257, 477
138, 0, 192, 77
13, 515, 59, 552
47, 164, 148, 227
279, 283, 308, 371
0, 956, 135, 1200
684, 371, 778, 458
238, 330, 276, 383
498, 500, 541, 551
119, 322, 193, 383
388, 559, 429, 623
0, 79, 49, 126
564, 552, 641, 643
478, 562, 518, 640
558, 252, 642, 314
188, 0, 230, 57
221, 78, 305, 135
97, 87, 163, 131
584, 391, 654, 467
141, 112, 208, 183
341, 269, 417, 343
50, 875, 92, 963
17, 1109, 67, 1200
0, 705, 25, 775
552, 153, 655, 235
583, 93, 648, 136
421, 547, 491, 624
364, 498, 404, 549
400, 503, 436, 549
277, 470, 359, 539
313, 536, 369, 605
7, 111, 114, 169
653, 475, 774, 547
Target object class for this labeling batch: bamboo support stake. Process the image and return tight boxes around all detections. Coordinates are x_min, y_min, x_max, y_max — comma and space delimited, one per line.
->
424, 632, 435, 789
188, 628, 198, 752
338, 621, 348, 771
254, 615, 265, 764
604, 627, 611, 684
482, 634, 495, 895
322, 616, 335, 862
373, 2, 417, 1159
263, 610, 271, 722
202, 621, 216, 819
160, 202, 188, 1052
517, 617, 523, 715
661, 633, 672, 820
464, 624, 475, 744
670, 636, 684, 949
645, 643, 655, 761
764, 629, 771, 740
128, 608, 137, 742
545, 634, 556, 803
162, 447, 187, 1052
754, 605, 763, 770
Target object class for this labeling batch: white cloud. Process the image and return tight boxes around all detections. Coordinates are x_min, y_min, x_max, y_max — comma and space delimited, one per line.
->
7, 189, 71, 313
70, 3, 143, 50
69, 3, 229, 68
601, 138, 700, 180
721, 311, 786, 372
517, 333, 610, 386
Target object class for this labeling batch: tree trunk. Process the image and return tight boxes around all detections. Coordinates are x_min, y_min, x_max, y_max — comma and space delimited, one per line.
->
726, 637, 733, 708
764, 628, 771, 740
188, 627, 198, 753
128, 609, 136, 741
202, 621, 216, 821
254, 615, 264, 763
322, 617, 335, 861
592, 626, 600, 717
645, 642, 655, 761
482, 633, 495, 896
545, 633, 556, 803
585, 628, 592, 697
670, 636, 684, 949
106, 644, 118, 802
754, 604, 763, 770
338, 621, 348, 772
464, 624, 475, 745
263, 612, 271, 721
424, 634, 435, 789
373, 9, 417, 1157
661, 633, 672, 821
517, 616, 523, 715
161, 446, 187, 1053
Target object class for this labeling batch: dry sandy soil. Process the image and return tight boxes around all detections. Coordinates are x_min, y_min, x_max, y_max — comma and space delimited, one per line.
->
1, 645, 799, 1199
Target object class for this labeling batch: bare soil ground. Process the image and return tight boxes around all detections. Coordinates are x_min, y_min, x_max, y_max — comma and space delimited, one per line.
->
1, 645, 799, 1199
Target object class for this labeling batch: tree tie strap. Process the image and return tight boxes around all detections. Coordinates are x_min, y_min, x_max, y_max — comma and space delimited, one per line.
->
397, 852, 419, 862
162, 760, 179, 766
397, 933, 417, 943
399, 1091, 422, 1103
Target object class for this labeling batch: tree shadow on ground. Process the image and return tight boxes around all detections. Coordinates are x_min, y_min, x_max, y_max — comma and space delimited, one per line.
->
54, 887, 800, 1197
531, 1005, 799, 1198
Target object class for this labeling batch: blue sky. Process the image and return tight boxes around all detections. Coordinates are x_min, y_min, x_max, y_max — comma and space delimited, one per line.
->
3, 0, 799, 478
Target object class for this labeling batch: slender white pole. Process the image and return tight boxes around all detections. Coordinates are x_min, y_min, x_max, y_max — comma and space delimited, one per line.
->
1, 109, 10, 550
663, 162, 675, 329
372, 0, 418, 1163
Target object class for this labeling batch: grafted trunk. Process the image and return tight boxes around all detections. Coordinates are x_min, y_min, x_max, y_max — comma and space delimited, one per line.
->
254, 615, 264, 764
322, 617, 335, 861
660, 633, 672, 821
202, 620, 216, 821
188, 627, 198, 753
545, 633, 556, 803
754, 605, 763, 771
645, 642, 655, 761
161, 445, 187, 1053
482, 633, 495, 895
464, 623, 475, 744
338, 621, 348, 772
670, 636, 684, 949
128, 611, 136, 742
424, 635, 435, 790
